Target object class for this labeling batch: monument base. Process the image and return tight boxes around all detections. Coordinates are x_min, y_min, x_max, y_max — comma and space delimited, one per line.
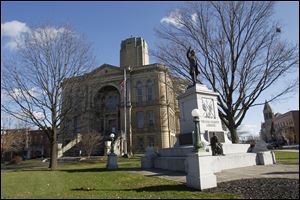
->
147, 145, 275, 174
107, 153, 118, 170
186, 153, 217, 190
256, 151, 276, 165
141, 146, 157, 169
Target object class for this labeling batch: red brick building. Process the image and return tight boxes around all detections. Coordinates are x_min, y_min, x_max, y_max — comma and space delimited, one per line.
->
260, 101, 299, 145
1, 128, 50, 161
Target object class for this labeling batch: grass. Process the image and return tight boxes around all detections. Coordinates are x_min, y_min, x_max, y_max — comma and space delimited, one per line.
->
1, 156, 240, 199
274, 150, 299, 164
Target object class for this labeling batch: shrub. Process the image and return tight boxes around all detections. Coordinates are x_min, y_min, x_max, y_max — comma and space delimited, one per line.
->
9, 155, 23, 165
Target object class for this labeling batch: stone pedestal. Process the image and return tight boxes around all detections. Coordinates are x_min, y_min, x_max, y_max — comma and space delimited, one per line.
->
186, 153, 217, 190
256, 151, 276, 165
107, 153, 118, 170
141, 146, 157, 169
178, 84, 231, 145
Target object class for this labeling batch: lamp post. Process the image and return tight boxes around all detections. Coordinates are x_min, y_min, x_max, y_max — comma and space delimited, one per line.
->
191, 109, 203, 151
107, 132, 118, 169
110, 133, 115, 154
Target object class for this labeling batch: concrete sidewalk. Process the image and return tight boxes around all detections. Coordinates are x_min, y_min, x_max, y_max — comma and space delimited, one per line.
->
130, 163, 299, 183
215, 163, 299, 183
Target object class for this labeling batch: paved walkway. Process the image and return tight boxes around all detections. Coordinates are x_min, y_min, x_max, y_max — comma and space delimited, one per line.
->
129, 163, 299, 183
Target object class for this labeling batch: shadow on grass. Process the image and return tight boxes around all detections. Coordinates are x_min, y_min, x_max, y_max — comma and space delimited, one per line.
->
276, 162, 299, 165
142, 169, 186, 177
59, 167, 142, 173
70, 184, 194, 193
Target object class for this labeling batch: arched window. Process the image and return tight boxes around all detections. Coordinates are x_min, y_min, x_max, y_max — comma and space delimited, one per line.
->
136, 81, 143, 104
146, 79, 154, 101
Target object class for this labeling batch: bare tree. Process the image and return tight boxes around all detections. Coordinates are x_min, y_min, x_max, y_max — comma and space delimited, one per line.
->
154, 1, 299, 143
1, 25, 95, 169
1, 129, 27, 161
285, 128, 296, 145
80, 132, 103, 158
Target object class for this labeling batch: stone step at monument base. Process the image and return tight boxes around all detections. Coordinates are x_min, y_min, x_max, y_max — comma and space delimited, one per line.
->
158, 144, 250, 157
209, 153, 257, 173
153, 152, 259, 173
158, 146, 210, 157
222, 144, 250, 154
154, 157, 187, 172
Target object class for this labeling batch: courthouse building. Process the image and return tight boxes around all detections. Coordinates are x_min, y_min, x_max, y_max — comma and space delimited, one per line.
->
60, 37, 182, 154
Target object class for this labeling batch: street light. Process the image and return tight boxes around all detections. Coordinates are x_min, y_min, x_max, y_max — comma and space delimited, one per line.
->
191, 108, 203, 151
110, 133, 115, 154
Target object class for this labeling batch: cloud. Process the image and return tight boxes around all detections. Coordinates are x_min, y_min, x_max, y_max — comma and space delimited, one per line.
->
160, 10, 199, 28
1, 20, 67, 51
10, 87, 40, 99
237, 124, 260, 136
33, 27, 66, 44
160, 9, 183, 28
191, 13, 198, 23
1, 20, 30, 38
1, 90, 10, 103
1, 20, 30, 51
32, 111, 45, 120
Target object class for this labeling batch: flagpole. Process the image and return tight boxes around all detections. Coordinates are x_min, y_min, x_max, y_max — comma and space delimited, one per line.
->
124, 67, 128, 156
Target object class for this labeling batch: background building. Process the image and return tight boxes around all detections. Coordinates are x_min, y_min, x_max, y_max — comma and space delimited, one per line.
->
273, 111, 299, 145
260, 101, 299, 145
1, 128, 50, 161
61, 37, 181, 155
260, 102, 275, 142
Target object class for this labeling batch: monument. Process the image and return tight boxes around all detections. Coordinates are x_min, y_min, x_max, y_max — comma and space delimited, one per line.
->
141, 47, 276, 190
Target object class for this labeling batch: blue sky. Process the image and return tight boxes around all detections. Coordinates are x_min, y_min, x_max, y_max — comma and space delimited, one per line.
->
1, 1, 299, 135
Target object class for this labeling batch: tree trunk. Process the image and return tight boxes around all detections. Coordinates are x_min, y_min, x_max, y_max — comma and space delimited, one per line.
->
229, 126, 239, 144
49, 131, 58, 170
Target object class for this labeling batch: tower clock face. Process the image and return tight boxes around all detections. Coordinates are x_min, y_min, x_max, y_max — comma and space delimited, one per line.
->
202, 98, 215, 118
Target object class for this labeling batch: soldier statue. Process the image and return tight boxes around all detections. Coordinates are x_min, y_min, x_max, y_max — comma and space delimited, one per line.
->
186, 46, 201, 86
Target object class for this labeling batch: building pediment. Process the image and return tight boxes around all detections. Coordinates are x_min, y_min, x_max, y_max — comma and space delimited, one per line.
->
88, 64, 122, 77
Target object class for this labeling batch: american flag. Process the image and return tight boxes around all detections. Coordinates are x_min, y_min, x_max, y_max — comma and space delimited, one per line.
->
120, 80, 125, 91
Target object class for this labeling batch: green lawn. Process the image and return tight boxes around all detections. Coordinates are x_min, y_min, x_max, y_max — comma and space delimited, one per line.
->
274, 150, 299, 164
1, 156, 239, 199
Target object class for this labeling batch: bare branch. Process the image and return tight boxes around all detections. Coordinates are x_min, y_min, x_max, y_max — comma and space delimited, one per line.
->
1, 25, 95, 169
154, 1, 299, 143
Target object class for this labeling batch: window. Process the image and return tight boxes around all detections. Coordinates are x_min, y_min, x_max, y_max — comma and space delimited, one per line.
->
100, 119, 104, 132
136, 111, 144, 128
146, 79, 154, 101
147, 111, 155, 128
147, 136, 155, 147
105, 95, 118, 110
74, 116, 80, 133
136, 81, 143, 104
137, 137, 144, 151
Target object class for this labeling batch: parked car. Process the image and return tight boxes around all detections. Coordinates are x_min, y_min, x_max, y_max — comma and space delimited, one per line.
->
267, 142, 283, 149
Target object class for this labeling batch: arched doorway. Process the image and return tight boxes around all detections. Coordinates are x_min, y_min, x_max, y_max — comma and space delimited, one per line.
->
94, 85, 121, 135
